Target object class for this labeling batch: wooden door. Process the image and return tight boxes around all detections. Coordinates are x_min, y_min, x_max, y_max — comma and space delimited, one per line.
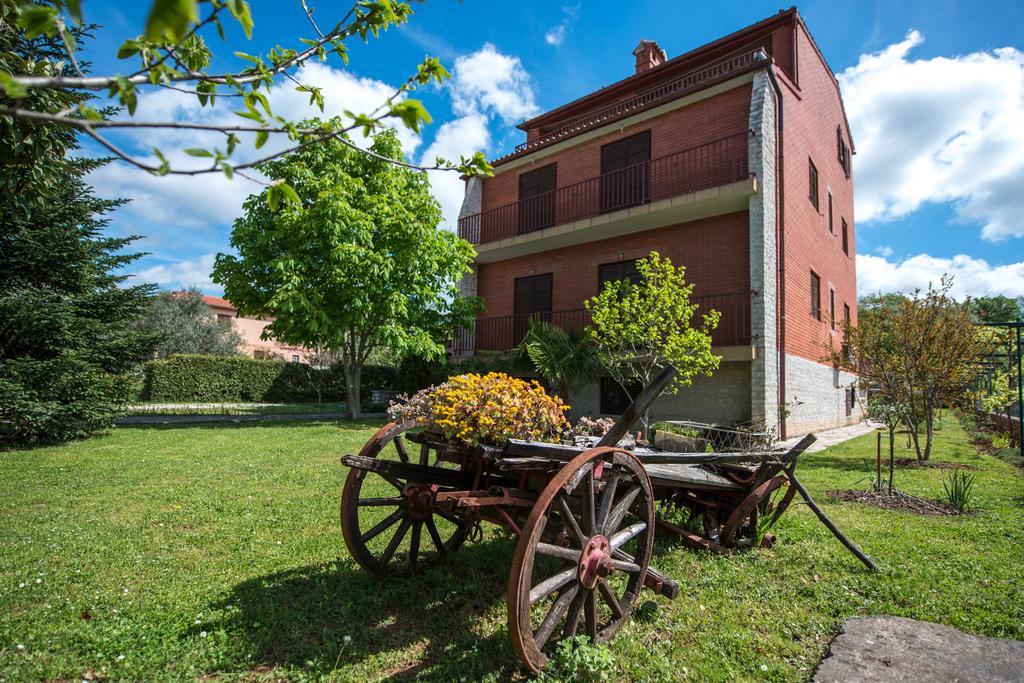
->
514, 273, 553, 344
601, 131, 650, 213
518, 164, 557, 234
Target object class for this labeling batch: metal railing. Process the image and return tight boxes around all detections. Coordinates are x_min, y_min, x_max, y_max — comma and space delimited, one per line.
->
452, 291, 753, 355
512, 50, 760, 156
458, 132, 750, 245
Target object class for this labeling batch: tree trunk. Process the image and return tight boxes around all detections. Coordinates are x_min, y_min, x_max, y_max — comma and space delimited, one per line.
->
922, 405, 934, 461
888, 428, 895, 496
344, 364, 362, 420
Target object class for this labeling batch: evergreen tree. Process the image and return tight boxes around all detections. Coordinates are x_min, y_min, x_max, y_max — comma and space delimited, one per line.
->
0, 11, 159, 446
139, 288, 242, 359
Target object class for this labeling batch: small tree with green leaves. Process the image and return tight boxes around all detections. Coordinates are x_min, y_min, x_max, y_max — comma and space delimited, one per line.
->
585, 252, 721, 433
139, 288, 241, 358
866, 393, 907, 494
213, 126, 477, 419
514, 319, 600, 407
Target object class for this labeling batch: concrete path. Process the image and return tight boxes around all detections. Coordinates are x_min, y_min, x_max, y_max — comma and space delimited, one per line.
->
778, 420, 878, 453
814, 616, 1024, 682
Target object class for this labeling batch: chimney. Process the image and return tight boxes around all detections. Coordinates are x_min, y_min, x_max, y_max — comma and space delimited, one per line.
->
633, 39, 666, 74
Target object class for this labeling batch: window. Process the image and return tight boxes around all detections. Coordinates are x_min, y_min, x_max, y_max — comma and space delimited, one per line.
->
810, 271, 821, 320
827, 192, 834, 234
601, 131, 651, 213
845, 387, 855, 417
808, 159, 819, 210
291, 355, 300, 364
837, 126, 851, 178
600, 376, 642, 415
841, 217, 849, 255
844, 303, 851, 324
597, 259, 641, 291
518, 163, 557, 234
217, 314, 231, 325
829, 287, 836, 330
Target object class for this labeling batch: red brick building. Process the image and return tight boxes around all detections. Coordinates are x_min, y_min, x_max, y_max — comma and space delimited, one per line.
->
455, 8, 860, 437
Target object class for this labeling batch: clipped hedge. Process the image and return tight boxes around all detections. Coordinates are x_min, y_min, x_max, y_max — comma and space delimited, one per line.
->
141, 354, 398, 404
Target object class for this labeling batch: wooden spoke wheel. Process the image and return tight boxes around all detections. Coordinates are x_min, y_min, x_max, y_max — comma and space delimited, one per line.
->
341, 421, 468, 578
508, 447, 655, 673
719, 475, 796, 548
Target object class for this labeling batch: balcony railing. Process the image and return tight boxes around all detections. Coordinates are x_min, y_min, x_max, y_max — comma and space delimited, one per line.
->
512, 50, 760, 157
452, 291, 752, 355
458, 132, 750, 246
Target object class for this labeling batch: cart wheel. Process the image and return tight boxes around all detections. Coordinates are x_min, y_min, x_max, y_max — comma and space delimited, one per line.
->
341, 421, 468, 578
719, 475, 795, 548
508, 446, 655, 673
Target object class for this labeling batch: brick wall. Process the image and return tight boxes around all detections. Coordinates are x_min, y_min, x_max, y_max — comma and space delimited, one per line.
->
475, 210, 751, 319
779, 24, 857, 365
480, 84, 754, 214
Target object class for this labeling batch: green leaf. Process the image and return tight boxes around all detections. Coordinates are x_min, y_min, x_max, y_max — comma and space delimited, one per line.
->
254, 130, 269, 149
185, 148, 213, 157
0, 71, 28, 98
225, 0, 254, 39
277, 182, 301, 207
267, 185, 279, 212
220, 161, 234, 179
144, 0, 199, 42
62, 0, 84, 24
116, 39, 141, 59
18, 5, 59, 39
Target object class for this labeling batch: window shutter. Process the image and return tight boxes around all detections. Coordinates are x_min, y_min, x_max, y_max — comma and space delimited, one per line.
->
810, 271, 821, 320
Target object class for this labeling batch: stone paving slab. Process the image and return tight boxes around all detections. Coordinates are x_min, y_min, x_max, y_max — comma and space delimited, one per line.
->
813, 616, 1024, 682
779, 420, 878, 453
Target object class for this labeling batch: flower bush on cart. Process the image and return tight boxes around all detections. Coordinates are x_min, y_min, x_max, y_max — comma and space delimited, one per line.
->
387, 372, 569, 446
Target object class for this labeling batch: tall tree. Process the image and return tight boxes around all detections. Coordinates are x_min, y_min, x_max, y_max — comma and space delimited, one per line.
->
585, 252, 721, 432
138, 288, 242, 358
969, 296, 1022, 324
0, 16, 160, 446
835, 279, 990, 460
213, 125, 477, 419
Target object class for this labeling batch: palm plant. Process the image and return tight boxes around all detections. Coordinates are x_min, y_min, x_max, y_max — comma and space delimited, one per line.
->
514, 320, 601, 406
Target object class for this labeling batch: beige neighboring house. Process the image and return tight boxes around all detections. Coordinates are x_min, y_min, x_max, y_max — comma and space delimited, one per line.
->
202, 295, 315, 364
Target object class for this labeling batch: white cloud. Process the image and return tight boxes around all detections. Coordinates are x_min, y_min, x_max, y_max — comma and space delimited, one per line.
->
857, 253, 1024, 299
450, 44, 539, 124
839, 31, 1024, 241
129, 254, 220, 292
544, 5, 579, 47
874, 245, 894, 257
420, 114, 491, 230
545, 25, 567, 47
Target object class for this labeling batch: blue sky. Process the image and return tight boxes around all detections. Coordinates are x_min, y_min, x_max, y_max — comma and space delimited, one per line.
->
77, 1, 1024, 299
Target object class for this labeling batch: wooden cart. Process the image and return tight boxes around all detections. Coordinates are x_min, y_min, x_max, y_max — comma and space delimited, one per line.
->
339, 365, 872, 672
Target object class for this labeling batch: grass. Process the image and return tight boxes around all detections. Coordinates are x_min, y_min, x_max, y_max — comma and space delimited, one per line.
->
1, 413, 1022, 681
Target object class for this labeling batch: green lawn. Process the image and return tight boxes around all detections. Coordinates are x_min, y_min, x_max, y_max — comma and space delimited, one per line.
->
1, 414, 1022, 681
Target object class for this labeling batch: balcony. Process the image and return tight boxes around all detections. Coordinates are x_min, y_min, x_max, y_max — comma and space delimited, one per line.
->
458, 132, 751, 248
452, 291, 753, 356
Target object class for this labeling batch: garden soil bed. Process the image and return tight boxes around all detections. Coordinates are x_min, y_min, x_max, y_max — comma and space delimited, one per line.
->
826, 489, 963, 516
893, 458, 974, 470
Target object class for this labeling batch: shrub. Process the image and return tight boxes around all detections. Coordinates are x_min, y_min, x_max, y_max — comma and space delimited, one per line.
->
141, 355, 400, 403
942, 470, 976, 512
388, 372, 569, 446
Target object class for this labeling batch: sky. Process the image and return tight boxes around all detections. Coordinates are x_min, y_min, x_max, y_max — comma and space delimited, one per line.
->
75, 0, 1024, 300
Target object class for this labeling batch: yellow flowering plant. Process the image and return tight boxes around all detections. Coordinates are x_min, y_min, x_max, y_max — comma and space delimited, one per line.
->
388, 372, 570, 446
